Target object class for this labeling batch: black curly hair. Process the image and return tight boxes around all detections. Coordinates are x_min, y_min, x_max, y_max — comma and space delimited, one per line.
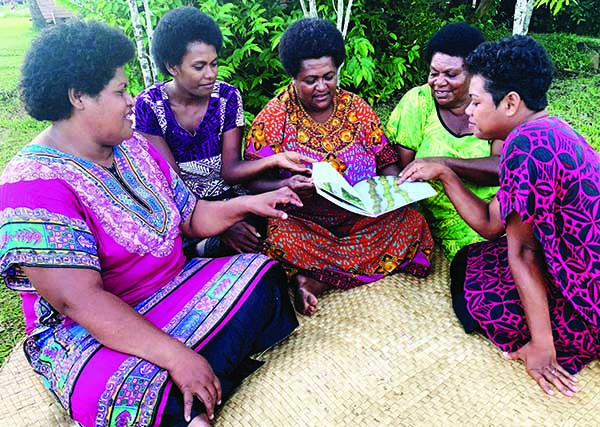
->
278, 18, 345, 78
152, 6, 223, 77
465, 35, 554, 111
20, 20, 134, 122
424, 22, 485, 64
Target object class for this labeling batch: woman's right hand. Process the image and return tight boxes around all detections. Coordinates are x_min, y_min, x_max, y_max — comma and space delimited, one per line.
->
246, 187, 303, 220
167, 347, 222, 422
273, 152, 314, 174
505, 340, 578, 397
284, 174, 315, 199
397, 158, 453, 184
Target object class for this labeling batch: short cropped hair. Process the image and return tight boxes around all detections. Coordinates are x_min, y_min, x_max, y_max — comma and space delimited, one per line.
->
424, 22, 485, 64
20, 20, 134, 122
152, 6, 223, 76
465, 35, 554, 111
279, 18, 345, 78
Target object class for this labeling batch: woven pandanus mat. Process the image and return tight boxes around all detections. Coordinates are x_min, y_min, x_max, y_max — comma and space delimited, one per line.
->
2, 247, 600, 427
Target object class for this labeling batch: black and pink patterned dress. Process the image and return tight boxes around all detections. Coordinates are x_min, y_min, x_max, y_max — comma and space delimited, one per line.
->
463, 117, 600, 374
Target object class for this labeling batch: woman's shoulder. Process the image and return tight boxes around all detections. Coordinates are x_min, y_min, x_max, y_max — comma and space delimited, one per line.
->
214, 80, 242, 98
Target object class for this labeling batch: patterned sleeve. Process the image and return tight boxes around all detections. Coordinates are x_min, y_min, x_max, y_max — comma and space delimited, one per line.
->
0, 175, 100, 292
134, 91, 164, 137
385, 86, 425, 152
222, 84, 246, 133
496, 127, 554, 227
353, 95, 400, 169
244, 97, 286, 161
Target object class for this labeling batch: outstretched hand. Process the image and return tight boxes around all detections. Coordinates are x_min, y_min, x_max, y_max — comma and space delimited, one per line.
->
248, 187, 303, 220
397, 158, 452, 184
504, 341, 578, 397
167, 347, 221, 422
274, 152, 314, 175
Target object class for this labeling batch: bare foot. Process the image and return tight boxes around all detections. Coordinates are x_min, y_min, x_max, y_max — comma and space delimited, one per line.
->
188, 413, 211, 427
291, 274, 331, 316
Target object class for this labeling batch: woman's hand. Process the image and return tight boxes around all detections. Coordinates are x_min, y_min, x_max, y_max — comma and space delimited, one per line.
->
245, 187, 303, 220
284, 175, 315, 199
167, 347, 222, 422
398, 159, 453, 184
273, 152, 314, 174
221, 221, 266, 253
505, 341, 578, 397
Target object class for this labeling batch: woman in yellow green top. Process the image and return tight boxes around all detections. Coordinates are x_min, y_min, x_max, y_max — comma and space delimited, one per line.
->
386, 23, 500, 260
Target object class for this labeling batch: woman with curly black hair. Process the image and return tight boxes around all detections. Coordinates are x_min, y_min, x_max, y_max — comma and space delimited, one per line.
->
135, 6, 311, 258
387, 23, 500, 261
401, 35, 600, 397
2, 19, 301, 427
244, 18, 434, 316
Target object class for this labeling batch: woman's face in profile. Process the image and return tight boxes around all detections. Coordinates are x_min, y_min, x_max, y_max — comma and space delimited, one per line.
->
293, 56, 337, 116
428, 53, 470, 108
465, 74, 507, 140
82, 67, 135, 145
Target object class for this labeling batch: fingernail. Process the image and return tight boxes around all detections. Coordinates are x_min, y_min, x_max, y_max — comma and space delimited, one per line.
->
210, 414, 214, 420
218, 400, 222, 405
185, 415, 190, 422
502, 352, 509, 358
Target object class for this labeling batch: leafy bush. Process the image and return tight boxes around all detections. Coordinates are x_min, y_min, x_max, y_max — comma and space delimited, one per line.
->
58, 0, 503, 122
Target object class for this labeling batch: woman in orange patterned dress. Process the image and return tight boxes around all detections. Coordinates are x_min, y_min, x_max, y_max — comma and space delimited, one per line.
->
238, 18, 434, 316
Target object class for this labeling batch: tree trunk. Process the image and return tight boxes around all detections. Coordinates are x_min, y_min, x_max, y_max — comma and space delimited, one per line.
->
335, 0, 353, 38
141, 0, 159, 80
513, 0, 534, 35
126, 0, 154, 86
299, 0, 318, 17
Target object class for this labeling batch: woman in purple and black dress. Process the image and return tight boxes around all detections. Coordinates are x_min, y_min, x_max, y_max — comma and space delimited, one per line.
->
400, 36, 600, 396
134, 7, 310, 257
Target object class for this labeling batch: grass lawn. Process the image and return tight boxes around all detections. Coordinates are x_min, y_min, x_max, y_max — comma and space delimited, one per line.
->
0, 6, 598, 367
0, 5, 44, 366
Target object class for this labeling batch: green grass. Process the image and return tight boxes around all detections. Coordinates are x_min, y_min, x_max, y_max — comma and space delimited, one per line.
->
0, 8, 41, 366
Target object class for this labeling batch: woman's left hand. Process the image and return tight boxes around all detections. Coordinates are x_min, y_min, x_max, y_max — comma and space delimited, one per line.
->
398, 159, 452, 184
246, 187, 303, 220
505, 341, 578, 396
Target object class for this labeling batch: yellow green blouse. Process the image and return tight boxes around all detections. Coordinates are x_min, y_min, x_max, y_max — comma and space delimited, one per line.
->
386, 84, 498, 260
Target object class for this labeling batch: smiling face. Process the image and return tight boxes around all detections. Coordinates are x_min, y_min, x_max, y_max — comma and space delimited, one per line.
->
82, 67, 134, 144
169, 41, 218, 98
428, 53, 470, 108
293, 56, 337, 117
465, 74, 512, 140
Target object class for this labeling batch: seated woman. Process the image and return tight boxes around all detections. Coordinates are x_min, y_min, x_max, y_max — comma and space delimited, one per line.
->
386, 23, 500, 260
243, 18, 434, 317
134, 7, 310, 256
401, 36, 600, 396
2, 20, 302, 427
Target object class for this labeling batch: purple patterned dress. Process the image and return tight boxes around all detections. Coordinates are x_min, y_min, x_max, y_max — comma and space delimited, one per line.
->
463, 117, 600, 373
134, 80, 245, 200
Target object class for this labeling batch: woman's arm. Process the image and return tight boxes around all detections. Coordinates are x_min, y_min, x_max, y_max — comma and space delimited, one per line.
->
379, 163, 401, 176
393, 145, 416, 170
503, 212, 577, 396
397, 139, 502, 186
137, 131, 181, 175
221, 128, 313, 185
180, 187, 303, 238
399, 162, 503, 239
22, 266, 221, 421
